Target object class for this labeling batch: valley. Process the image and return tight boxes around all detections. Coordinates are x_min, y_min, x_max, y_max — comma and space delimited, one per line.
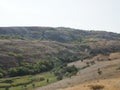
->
0, 27, 120, 90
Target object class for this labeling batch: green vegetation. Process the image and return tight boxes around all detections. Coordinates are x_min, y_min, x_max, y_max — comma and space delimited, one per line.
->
54, 65, 78, 80
0, 56, 78, 90
0, 27, 119, 89
0, 35, 26, 40
0, 27, 119, 41
0, 68, 6, 78
90, 46, 120, 56
89, 84, 104, 90
97, 68, 102, 75
0, 68, 78, 90
0, 72, 57, 90
8, 60, 54, 77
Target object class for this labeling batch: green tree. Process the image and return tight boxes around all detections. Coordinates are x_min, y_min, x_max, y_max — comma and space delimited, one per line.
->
32, 83, 35, 88
0, 73, 3, 78
9, 68, 17, 77
97, 68, 102, 75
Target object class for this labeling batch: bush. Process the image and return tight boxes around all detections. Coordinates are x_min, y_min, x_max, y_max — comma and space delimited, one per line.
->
0, 83, 11, 88
32, 83, 35, 88
89, 85, 104, 90
54, 65, 78, 80
57, 75, 63, 80
0, 68, 6, 77
8, 67, 29, 77
97, 68, 102, 75
8, 68, 17, 77
7, 60, 54, 77
32, 76, 45, 82
0, 73, 3, 78
2, 80, 13, 84
5, 87, 9, 90
11, 77, 32, 87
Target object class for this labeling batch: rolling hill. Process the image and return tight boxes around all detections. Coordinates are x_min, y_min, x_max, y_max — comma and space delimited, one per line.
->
0, 27, 119, 42
0, 27, 120, 90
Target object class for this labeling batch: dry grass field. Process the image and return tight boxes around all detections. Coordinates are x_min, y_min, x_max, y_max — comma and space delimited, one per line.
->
36, 52, 120, 90
59, 77, 120, 90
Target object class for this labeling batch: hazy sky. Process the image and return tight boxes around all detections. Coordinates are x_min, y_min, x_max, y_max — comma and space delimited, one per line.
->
0, 0, 120, 33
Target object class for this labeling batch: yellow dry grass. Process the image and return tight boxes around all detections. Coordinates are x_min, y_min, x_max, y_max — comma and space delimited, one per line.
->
59, 77, 120, 90
109, 52, 120, 60
36, 53, 120, 90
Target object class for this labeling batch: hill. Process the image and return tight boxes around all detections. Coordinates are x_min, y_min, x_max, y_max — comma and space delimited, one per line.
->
0, 27, 119, 73
0, 27, 120, 89
35, 53, 120, 90
0, 27, 119, 42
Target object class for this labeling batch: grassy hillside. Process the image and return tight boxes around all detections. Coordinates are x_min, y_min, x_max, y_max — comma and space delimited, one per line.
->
36, 53, 120, 90
0, 27, 119, 76
0, 27, 120, 89
0, 40, 120, 69
0, 27, 119, 42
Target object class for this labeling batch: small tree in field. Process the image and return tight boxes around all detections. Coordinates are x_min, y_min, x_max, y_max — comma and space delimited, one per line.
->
97, 68, 102, 75
46, 78, 49, 83
23, 84, 27, 89
5, 87, 9, 90
32, 83, 35, 88
57, 74, 63, 80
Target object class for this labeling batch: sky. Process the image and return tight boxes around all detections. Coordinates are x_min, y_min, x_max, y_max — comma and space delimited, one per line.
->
0, 0, 120, 33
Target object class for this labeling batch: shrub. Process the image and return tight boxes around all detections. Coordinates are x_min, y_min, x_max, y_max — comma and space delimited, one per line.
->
32, 83, 35, 88
89, 85, 104, 90
54, 65, 78, 80
0, 73, 3, 78
32, 76, 45, 82
97, 68, 102, 75
2, 80, 13, 84
57, 74, 63, 80
5, 87, 9, 90
8, 68, 17, 77
0, 83, 11, 88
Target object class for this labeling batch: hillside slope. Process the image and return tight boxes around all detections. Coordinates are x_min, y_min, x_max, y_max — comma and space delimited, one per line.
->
0, 27, 120, 90
35, 53, 120, 90
59, 78, 120, 90
0, 27, 119, 42
0, 27, 120, 78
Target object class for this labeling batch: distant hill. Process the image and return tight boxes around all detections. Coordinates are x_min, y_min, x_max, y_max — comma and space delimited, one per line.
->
0, 27, 119, 42
0, 26, 120, 78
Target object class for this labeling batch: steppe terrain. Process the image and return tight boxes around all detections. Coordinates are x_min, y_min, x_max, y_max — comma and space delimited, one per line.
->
36, 53, 120, 90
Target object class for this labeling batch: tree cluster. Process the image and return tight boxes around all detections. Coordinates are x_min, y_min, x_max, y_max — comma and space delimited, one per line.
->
7, 60, 54, 77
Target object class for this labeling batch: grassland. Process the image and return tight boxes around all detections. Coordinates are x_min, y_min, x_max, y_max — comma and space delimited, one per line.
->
0, 72, 57, 90
35, 52, 120, 90
0, 27, 119, 90
59, 77, 120, 90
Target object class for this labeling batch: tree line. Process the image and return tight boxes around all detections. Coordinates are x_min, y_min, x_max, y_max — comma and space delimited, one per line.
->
0, 60, 54, 77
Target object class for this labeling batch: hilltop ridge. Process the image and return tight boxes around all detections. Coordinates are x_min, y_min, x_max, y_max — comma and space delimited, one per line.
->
0, 27, 119, 42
